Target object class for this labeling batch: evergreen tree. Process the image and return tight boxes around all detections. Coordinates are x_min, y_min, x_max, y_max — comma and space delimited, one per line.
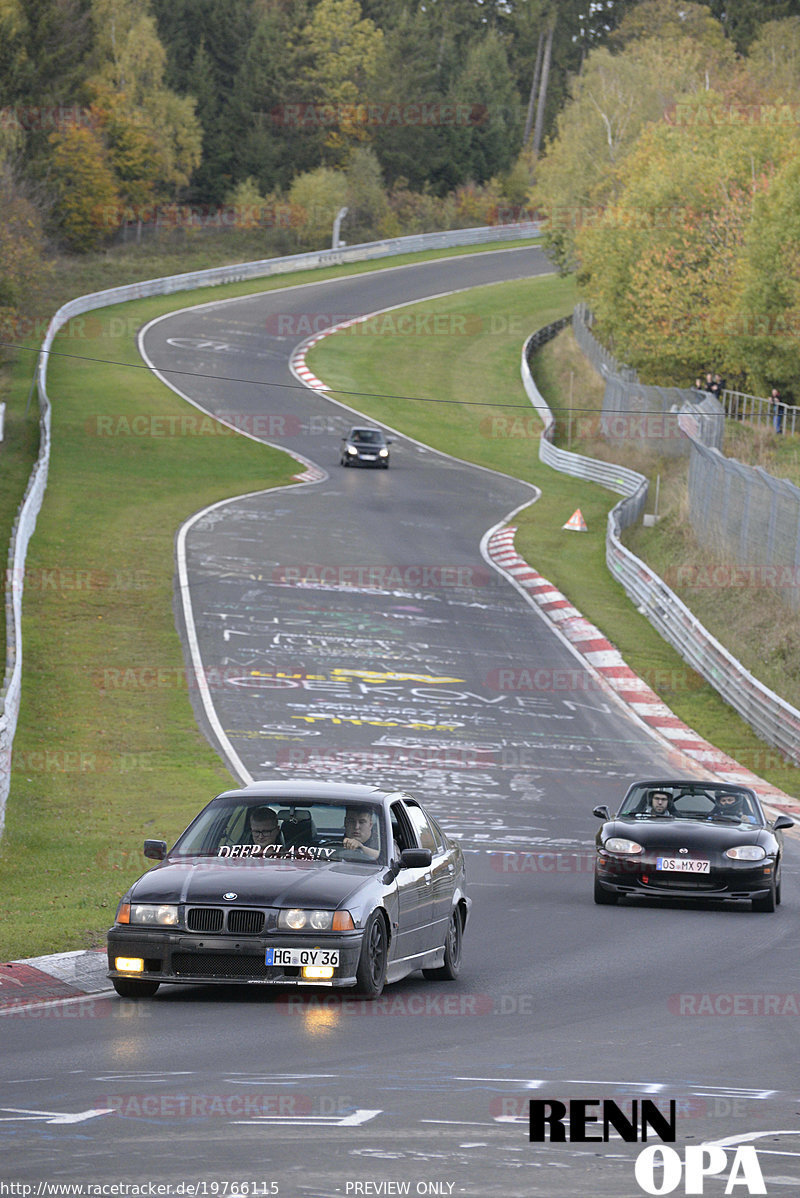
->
0, 0, 93, 106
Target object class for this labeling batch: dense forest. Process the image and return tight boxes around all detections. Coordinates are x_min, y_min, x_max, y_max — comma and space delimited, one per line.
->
1, 0, 800, 393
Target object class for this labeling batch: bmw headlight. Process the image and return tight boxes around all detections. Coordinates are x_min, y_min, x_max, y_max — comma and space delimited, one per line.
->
603, 838, 643, 855
130, 903, 179, 926
725, 845, 767, 861
280, 908, 332, 931
278, 909, 355, 931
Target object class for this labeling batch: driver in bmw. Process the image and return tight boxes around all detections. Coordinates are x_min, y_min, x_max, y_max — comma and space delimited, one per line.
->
343, 808, 381, 860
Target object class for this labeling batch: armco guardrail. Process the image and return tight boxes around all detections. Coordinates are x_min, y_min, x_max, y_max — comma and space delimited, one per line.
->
605, 523, 800, 765
522, 321, 648, 528
0, 222, 540, 832
523, 317, 800, 769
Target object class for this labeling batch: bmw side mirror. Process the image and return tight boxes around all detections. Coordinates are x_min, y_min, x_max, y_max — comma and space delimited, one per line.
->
399, 848, 432, 869
593, 805, 611, 820
144, 839, 167, 860
773, 815, 794, 832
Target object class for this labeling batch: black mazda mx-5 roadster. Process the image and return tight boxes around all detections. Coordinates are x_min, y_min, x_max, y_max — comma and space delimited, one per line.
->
593, 779, 793, 911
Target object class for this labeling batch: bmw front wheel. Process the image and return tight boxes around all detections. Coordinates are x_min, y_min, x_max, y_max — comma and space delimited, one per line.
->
354, 912, 388, 998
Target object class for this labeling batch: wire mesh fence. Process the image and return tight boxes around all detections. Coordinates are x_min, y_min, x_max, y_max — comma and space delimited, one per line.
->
688, 442, 800, 611
573, 303, 724, 455
524, 311, 800, 767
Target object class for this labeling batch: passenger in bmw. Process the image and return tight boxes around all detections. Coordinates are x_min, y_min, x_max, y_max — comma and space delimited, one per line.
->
343, 808, 381, 861
648, 790, 672, 816
250, 808, 282, 847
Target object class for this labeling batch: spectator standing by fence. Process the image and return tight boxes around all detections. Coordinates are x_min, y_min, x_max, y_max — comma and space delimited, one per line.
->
771, 387, 783, 434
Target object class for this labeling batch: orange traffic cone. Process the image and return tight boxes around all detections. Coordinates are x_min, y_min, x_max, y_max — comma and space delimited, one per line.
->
563, 508, 588, 531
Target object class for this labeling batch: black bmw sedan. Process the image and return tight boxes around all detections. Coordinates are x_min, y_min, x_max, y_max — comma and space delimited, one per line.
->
107, 781, 469, 999
593, 779, 793, 911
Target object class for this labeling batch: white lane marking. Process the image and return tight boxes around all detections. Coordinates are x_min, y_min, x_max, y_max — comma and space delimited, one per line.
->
704, 1131, 800, 1148
0, 1106, 114, 1124
421, 1119, 495, 1126
233, 1109, 381, 1126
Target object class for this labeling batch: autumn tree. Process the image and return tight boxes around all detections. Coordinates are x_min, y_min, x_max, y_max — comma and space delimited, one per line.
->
576, 92, 798, 381
87, 0, 201, 202
288, 165, 349, 247
295, 0, 384, 163
535, 15, 736, 270
744, 16, 800, 100
0, 167, 50, 354
733, 152, 800, 397
47, 120, 120, 250
609, 0, 731, 51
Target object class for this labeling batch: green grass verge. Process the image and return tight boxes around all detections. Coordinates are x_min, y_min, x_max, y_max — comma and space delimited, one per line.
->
0, 237, 539, 960
308, 280, 800, 801
0, 299, 295, 959
0, 356, 42, 655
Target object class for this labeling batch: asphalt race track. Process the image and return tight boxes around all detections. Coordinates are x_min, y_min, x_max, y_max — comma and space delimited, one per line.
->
3, 248, 800, 1198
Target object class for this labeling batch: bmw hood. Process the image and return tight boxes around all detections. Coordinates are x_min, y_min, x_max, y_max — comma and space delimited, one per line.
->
127, 859, 378, 908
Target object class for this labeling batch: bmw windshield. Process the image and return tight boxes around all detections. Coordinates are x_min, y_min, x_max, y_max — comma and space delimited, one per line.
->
169, 799, 387, 864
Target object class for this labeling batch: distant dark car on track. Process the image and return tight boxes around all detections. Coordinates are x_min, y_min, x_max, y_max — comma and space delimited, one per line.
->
107, 781, 469, 999
593, 779, 793, 911
340, 426, 392, 468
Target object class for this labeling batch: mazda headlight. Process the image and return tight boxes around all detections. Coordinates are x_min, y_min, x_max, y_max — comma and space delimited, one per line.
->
603, 838, 643, 855
725, 845, 767, 861
129, 903, 179, 926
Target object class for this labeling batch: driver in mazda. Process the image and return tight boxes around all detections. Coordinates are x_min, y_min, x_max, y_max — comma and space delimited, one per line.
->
712, 792, 756, 824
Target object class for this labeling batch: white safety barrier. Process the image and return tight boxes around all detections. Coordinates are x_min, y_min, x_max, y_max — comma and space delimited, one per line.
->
522, 320, 800, 769
0, 222, 540, 831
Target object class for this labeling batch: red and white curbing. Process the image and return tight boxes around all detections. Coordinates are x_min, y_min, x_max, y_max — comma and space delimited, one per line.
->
292, 326, 351, 392
487, 525, 800, 819
290, 322, 369, 477
292, 462, 326, 483
290, 314, 378, 394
